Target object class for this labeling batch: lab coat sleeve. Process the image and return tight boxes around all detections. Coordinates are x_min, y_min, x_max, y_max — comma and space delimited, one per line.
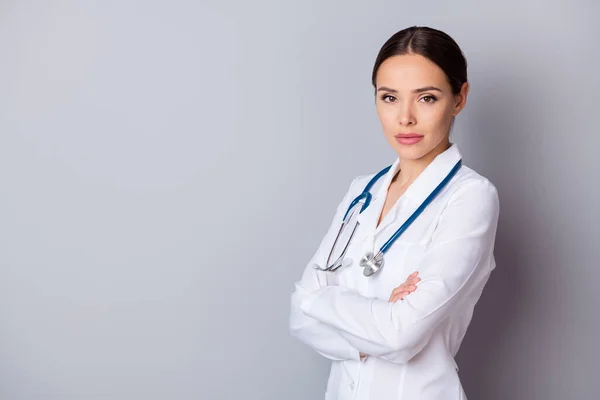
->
289, 178, 363, 362
299, 179, 500, 363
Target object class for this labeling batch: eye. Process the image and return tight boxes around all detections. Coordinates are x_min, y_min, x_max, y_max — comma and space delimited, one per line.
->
380, 94, 397, 103
419, 95, 437, 103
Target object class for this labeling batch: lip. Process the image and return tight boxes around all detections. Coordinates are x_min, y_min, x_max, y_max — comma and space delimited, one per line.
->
394, 133, 424, 145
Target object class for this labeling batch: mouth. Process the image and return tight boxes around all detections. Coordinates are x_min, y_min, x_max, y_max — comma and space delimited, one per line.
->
394, 133, 424, 145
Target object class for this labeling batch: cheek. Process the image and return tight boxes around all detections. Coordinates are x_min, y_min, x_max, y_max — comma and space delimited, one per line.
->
420, 104, 452, 128
376, 107, 397, 131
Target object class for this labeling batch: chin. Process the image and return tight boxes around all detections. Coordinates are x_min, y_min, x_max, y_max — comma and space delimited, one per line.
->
393, 143, 431, 160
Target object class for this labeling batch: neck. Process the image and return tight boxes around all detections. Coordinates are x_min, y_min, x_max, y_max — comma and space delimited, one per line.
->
394, 140, 451, 186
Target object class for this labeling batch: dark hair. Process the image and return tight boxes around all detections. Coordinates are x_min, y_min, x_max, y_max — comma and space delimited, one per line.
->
371, 26, 468, 95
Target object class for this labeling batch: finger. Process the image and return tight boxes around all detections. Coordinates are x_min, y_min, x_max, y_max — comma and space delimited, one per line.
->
404, 279, 417, 287
390, 284, 410, 297
393, 281, 418, 293
406, 278, 420, 287
390, 288, 410, 301
391, 283, 408, 293
390, 283, 419, 300
389, 293, 404, 302
389, 291, 410, 302
399, 278, 418, 288
390, 287, 412, 302
393, 290, 410, 300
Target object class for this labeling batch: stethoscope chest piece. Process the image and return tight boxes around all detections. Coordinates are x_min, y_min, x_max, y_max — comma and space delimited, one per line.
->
313, 158, 461, 277
359, 251, 384, 277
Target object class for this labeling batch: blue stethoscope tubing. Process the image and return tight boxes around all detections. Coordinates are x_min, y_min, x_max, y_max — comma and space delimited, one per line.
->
317, 159, 462, 275
377, 159, 462, 254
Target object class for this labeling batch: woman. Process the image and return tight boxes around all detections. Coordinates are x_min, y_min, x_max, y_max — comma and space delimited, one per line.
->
289, 26, 500, 399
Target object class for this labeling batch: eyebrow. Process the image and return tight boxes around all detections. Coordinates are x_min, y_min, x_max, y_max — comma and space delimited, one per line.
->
377, 85, 443, 93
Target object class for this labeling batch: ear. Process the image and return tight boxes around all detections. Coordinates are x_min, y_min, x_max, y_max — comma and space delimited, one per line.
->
452, 82, 469, 116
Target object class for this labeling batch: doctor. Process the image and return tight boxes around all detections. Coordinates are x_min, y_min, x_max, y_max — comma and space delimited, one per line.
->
289, 26, 500, 400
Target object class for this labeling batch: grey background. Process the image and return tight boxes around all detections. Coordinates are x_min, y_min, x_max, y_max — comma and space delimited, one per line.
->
0, 0, 598, 399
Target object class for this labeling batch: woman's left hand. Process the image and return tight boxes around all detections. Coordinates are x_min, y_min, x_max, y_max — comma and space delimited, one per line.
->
360, 272, 421, 361
388, 271, 420, 303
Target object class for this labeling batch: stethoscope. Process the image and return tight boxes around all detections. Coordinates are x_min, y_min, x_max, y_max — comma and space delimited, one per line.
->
314, 159, 462, 276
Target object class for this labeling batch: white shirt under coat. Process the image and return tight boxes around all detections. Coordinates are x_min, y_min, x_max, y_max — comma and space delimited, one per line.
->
289, 143, 500, 400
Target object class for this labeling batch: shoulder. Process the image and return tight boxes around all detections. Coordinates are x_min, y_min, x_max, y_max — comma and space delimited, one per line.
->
350, 164, 498, 198
345, 165, 392, 196
344, 162, 499, 212
447, 165, 500, 215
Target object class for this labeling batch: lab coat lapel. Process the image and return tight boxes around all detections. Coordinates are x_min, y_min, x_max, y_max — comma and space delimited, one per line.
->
401, 143, 462, 207
356, 157, 401, 235
372, 144, 463, 242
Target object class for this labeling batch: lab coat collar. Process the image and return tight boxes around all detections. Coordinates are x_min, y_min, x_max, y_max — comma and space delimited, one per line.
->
358, 144, 462, 234
400, 143, 462, 205
360, 143, 462, 234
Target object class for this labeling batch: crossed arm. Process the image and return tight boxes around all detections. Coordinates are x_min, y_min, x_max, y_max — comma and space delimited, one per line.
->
289, 178, 499, 364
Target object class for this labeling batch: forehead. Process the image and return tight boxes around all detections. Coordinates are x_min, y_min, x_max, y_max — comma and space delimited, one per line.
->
376, 54, 449, 90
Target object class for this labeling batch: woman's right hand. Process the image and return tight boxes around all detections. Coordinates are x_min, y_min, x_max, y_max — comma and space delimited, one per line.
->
388, 271, 420, 302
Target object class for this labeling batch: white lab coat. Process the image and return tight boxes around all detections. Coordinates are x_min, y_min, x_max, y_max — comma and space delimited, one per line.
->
289, 144, 499, 400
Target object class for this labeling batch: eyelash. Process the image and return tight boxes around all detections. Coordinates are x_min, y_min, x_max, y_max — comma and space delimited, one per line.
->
380, 94, 438, 104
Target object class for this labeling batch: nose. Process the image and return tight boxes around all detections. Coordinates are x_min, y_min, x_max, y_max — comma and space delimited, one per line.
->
397, 103, 416, 126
